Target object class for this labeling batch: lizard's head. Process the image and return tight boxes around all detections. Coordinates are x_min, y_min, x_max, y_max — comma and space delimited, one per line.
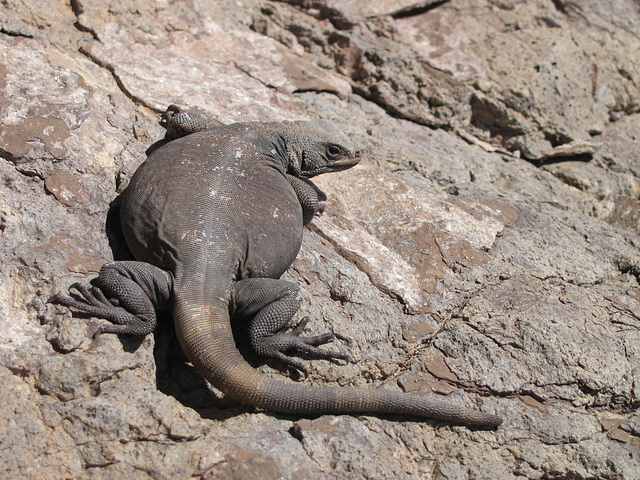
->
285, 120, 363, 178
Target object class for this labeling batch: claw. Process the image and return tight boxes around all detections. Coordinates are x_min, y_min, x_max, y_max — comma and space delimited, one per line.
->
271, 352, 309, 376
289, 317, 335, 346
70, 283, 107, 308
301, 332, 335, 347
48, 293, 71, 307
255, 317, 351, 373
290, 316, 311, 335
92, 326, 103, 339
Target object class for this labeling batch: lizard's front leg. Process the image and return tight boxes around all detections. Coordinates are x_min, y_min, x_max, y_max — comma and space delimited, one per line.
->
50, 261, 173, 336
231, 278, 350, 373
286, 175, 327, 225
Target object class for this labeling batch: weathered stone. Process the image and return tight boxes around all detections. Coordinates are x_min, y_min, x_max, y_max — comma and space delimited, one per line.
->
2, 0, 640, 478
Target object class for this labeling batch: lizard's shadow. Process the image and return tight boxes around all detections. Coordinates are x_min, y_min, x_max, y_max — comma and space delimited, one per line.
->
104, 192, 259, 418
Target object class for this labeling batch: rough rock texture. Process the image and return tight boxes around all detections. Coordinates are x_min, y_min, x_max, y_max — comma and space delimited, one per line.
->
2, 0, 640, 478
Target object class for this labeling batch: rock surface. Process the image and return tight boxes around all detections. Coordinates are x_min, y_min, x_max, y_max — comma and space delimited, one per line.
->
2, 0, 640, 478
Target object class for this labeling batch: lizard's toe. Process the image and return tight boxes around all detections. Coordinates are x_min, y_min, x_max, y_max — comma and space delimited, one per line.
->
50, 281, 157, 337
49, 282, 112, 312
254, 317, 352, 371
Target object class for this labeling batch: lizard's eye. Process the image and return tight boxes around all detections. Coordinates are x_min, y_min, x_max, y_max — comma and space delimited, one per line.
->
326, 145, 342, 160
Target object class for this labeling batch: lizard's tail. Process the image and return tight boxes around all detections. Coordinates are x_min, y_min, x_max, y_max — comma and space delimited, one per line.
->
174, 303, 502, 428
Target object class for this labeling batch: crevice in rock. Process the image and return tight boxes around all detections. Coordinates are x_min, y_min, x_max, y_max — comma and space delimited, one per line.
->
543, 130, 574, 149
83, 459, 117, 469
432, 344, 512, 398
390, 0, 450, 19
550, 0, 569, 15
541, 153, 595, 165
292, 86, 342, 96
468, 95, 525, 145
616, 257, 640, 284
0, 26, 33, 38
78, 46, 161, 113
278, 0, 357, 30
68, 0, 156, 112
69, 0, 83, 16
528, 273, 603, 289
0, 153, 46, 180
0, 147, 19, 166
350, 84, 440, 130
69, 0, 100, 41
232, 62, 278, 91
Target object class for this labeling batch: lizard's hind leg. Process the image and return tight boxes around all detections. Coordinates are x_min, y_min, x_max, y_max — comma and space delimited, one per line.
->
231, 278, 351, 373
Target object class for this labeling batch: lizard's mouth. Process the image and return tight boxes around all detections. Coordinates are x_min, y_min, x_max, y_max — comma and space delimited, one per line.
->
328, 158, 361, 171
327, 149, 363, 171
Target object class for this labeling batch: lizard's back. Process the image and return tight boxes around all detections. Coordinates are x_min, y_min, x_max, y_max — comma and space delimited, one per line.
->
121, 124, 304, 288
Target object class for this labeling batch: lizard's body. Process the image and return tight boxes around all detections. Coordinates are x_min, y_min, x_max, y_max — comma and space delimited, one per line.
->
52, 107, 502, 427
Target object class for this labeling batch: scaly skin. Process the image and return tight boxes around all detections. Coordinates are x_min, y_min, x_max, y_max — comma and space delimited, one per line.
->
51, 106, 502, 428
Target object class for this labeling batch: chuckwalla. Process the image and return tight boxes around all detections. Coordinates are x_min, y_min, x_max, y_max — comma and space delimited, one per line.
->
52, 106, 502, 428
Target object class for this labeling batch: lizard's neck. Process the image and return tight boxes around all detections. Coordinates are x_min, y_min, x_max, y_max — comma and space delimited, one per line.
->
258, 122, 300, 176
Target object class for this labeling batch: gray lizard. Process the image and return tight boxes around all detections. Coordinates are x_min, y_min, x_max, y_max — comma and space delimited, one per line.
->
51, 106, 502, 428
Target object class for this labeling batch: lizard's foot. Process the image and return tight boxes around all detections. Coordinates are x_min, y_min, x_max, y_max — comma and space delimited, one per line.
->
50, 282, 120, 315
255, 317, 353, 374
50, 282, 154, 337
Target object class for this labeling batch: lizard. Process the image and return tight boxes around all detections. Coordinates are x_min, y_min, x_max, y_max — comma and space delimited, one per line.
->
51, 105, 503, 428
